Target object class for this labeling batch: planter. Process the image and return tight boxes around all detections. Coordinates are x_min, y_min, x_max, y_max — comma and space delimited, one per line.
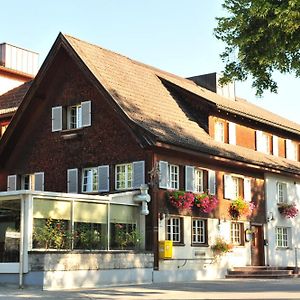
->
278, 203, 298, 219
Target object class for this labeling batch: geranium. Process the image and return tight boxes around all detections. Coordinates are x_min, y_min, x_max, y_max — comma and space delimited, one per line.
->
211, 238, 233, 256
278, 203, 298, 219
167, 190, 194, 213
229, 197, 255, 220
194, 193, 218, 213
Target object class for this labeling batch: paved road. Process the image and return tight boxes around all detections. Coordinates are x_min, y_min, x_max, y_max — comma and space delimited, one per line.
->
1, 279, 300, 299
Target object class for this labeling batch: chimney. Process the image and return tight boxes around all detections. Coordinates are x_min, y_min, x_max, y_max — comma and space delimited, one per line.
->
187, 72, 236, 100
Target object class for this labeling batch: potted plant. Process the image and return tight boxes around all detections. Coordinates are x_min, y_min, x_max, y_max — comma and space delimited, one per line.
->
211, 238, 233, 256
229, 197, 255, 220
278, 203, 298, 219
194, 192, 218, 213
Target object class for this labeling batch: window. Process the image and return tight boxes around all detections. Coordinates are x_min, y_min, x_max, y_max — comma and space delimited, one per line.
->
116, 163, 133, 190
286, 139, 298, 161
192, 218, 207, 245
230, 222, 244, 246
276, 227, 290, 248
67, 104, 82, 129
256, 131, 271, 154
21, 174, 34, 190
169, 164, 179, 190
82, 168, 98, 192
215, 121, 225, 142
194, 169, 204, 193
232, 177, 239, 199
224, 174, 244, 200
166, 217, 183, 243
0, 123, 8, 137
52, 100, 91, 132
277, 182, 288, 204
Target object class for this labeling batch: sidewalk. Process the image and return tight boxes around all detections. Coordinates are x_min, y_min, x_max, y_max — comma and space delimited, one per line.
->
1, 279, 300, 299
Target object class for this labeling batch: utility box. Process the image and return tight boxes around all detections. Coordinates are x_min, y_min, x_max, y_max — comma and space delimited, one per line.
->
159, 240, 173, 259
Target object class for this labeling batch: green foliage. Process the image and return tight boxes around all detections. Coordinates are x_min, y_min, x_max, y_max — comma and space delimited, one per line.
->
33, 218, 72, 250
211, 238, 233, 256
74, 224, 102, 250
114, 224, 141, 250
215, 0, 300, 96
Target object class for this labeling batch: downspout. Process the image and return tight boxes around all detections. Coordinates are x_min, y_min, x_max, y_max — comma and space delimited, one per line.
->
19, 194, 25, 289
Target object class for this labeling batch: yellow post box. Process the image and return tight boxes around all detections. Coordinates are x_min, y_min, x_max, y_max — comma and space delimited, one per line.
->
159, 240, 173, 259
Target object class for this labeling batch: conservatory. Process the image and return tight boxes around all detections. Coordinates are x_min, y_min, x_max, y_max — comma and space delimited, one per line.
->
0, 188, 153, 289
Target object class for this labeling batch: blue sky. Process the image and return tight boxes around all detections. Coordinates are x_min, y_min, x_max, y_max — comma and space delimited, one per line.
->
2, 0, 299, 123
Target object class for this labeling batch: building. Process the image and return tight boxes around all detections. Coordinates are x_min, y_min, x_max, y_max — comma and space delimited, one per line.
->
0, 33, 299, 288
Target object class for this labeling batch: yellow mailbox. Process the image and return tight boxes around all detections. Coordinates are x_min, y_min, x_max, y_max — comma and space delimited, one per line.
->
159, 240, 173, 259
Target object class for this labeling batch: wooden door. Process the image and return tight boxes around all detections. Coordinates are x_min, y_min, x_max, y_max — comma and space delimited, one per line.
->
251, 225, 265, 266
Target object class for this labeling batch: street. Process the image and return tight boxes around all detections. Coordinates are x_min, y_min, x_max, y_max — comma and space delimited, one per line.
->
1, 279, 300, 300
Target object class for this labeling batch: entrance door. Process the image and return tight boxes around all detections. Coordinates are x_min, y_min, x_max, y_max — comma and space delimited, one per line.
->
251, 225, 265, 266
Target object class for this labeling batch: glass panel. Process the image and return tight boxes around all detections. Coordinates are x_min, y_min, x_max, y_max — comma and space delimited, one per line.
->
33, 199, 71, 220
0, 200, 20, 262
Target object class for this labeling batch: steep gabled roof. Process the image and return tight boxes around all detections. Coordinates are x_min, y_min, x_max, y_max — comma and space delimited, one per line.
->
0, 81, 32, 115
63, 34, 300, 174
0, 33, 299, 176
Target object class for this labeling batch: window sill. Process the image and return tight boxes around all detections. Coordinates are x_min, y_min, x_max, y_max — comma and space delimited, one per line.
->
60, 128, 83, 140
191, 243, 209, 248
172, 243, 185, 247
276, 247, 291, 250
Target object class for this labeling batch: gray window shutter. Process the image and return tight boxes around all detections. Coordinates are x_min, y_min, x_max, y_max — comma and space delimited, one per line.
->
185, 166, 195, 192
133, 161, 145, 189
224, 174, 233, 199
159, 161, 168, 189
208, 170, 216, 195
98, 165, 109, 192
52, 106, 62, 132
67, 169, 78, 193
81, 101, 91, 127
273, 135, 279, 156
7, 175, 17, 191
228, 122, 236, 145
34, 172, 44, 191
244, 177, 252, 202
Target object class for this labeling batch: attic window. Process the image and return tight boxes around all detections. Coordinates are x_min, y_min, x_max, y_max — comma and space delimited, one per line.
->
51, 100, 91, 132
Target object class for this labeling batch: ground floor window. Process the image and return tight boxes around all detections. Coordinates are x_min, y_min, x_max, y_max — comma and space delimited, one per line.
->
192, 218, 207, 245
276, 227, 290, 248
230, 222, 244, 246
166, 216, 183, 244
0, 200, 20, 262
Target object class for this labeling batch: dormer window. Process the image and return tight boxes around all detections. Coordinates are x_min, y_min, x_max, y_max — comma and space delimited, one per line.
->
256, 130, 271, 154
286, 139, 298, 161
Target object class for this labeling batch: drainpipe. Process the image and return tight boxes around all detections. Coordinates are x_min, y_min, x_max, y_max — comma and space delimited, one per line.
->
19, 195, 25, 289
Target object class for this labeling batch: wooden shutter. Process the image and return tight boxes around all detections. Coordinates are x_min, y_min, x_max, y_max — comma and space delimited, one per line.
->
52, 106, 62, 132
208, 170, 216, 195
224, 174, 233, 199
133, 161, 145, 189
256, 130, 263, 152
159, 161, 168, 189
244, 178, 252, 202
81, 101, 91, 127
98, 165, 110, 192
67, 169, 78, 193
273, 135, 279, 156
185, 166, 195, 192
34, 172, 44, 191
228, 122, 236, 145
7, 175, 17, 191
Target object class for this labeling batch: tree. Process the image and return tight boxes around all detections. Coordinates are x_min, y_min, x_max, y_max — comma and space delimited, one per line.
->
214, 0, 300, 96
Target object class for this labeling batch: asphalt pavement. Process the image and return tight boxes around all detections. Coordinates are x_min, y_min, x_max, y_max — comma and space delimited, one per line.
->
1, 278, 300, 299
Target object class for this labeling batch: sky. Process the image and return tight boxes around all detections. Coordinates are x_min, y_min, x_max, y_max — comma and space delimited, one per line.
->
2, 0, 299, 123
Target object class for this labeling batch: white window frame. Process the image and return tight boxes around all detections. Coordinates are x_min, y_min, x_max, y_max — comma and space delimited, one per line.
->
166, 217, 182, 243
192, 219, 206, 244
169, 164, 179, 190
256, 130, 270, 154
82, 168, 98, 193
230, 222, 243, 246
194, 169, 204, 193
115, 163, 133, 190
67, 104, 82, 129
276, 227, 290, 248
277, 182, 288, 204
286, 139, 298, 161
21, 174, 35, 190
215, 121, 225, 143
